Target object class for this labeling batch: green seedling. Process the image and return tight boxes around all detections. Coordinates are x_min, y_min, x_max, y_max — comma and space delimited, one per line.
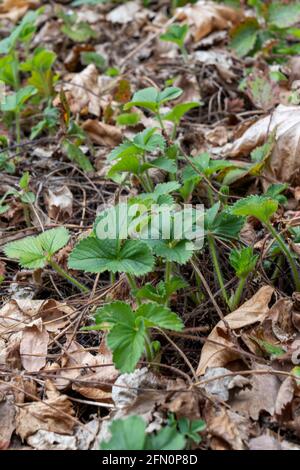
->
136, 277, 188, 305
107, 127, 169, 191
20, 48, 58, 99
204, 202, 244, 305
100, 415, 186, 451
85, 300, 183, 372
1, 85, 37, 144
231, 195, 300, 291
168, 414, 206, 447
3, 227, 89, 293
263, 183, 288, 205
229, 246, 259, 310
124, 86, 183, 129
80, 51, 107, 70
162, 102, 201, 139
160, 23, 189, 61
59, 10, 97, 43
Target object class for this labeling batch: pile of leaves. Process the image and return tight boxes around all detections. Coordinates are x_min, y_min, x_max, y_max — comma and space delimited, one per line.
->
1, 0, 300, 451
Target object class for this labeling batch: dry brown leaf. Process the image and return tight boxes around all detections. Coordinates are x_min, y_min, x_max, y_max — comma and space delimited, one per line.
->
201, 367, 250, 401
0, 395, 16, 450
106, 1, 142, 24
224, 104, 300, 183
82, 119, 122, 147
0, 0, 39, 22
206, 406, 250, 450
177, 1, 243, 42
197, 286, 274, 375
20, 319, 49, 372
63, 64, 101, 117
16, 392, 75, 440
230, 371, 280, 420
44, 186, 73, 222
275, 376, 296, 416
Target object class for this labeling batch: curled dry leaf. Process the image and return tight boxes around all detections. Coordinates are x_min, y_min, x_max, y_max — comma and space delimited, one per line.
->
20, 319, 49, 372
44, 186, 73, 222
16, 390, 75, 441
63, 64, 101, 117
27, 431, 76, 451
224, 104, 300, 183
206, 406, 250, 450
0, 393, 16, 450
229, 369, 280, 420
177, 1, 243, 42
275, 376, 296, 417
0, 0, 39, 22
197, 285, 274, 375
82, 119, 122, 147
201, 367, 250, 401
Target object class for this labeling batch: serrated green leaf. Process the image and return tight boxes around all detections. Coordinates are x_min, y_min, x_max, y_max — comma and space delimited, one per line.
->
205, 205, 244, 241
229, 247, 258, 278
163, 102, 200, 125
124, 87, 159, 112
230, 18, 259, 57
231, 195, 278, 224
107, 320, 146, 373
3, 227, 69, 269
145, 425, 186, 450
68, 237, 154, 275
137, 303, 183, 331
100, 416, 146, 450
147, 239, 194, 264
95, 301, 135, 327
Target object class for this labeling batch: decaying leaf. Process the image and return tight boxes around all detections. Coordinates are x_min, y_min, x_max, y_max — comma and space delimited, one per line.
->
44, 186, 73, 222
197, 286, 274, 375
224, 105, 300, 183
0, 394, 16, 450
20, 319, 49, 372
229, 370, 280, 420
275, 377, 296, 417
0, 0, 39, 22
106, 1, 143, 24
206, 406, 250, 450
200, 367, 250, 401
82, 119, 122, 147
177, 1, 243, 42
63, 64, 101, 117
16, 388, 75, 440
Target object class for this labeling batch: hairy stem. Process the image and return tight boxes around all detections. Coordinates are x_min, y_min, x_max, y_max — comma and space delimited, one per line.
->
265, 222, 300, 292
229, 277, 246, 311
207, 235, 230, 306
49, 259, 89, 293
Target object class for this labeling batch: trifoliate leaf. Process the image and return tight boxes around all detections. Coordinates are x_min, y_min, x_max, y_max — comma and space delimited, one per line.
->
229, 247, 258, 278
100, 416, 146, 450
137, 303, 183, 331
68, 237, 154, 275
3, 227, 69, 269
162, 102, 200, 125
107, 320, 146, 373
231, 195, 278, 224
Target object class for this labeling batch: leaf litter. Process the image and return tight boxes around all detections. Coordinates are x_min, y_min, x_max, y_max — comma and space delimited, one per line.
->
1, 0, 300, 452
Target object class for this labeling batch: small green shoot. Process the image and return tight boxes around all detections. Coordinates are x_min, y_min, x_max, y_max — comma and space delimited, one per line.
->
160, 24, 189, 61
229, 247, 259, 310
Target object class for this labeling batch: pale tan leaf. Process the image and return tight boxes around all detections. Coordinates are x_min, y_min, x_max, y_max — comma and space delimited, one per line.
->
0, 0, 39, 22
20, 319, 49, 372
197, 286, 274, 375
207, 407, 250, 450
82, 119, 122, 147
275, 377, 296, 416
63, 64, 101, 117
224, 104, 300, 183
177, 1, 243, 42
44, 186, 73, 222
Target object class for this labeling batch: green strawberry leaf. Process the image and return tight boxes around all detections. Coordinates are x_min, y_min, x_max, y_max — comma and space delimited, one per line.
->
100, 416, 146, 450
68, 237, 154, 275
229, 247, 258, 278
231, 195, 278, 224
137, 303, 183, 331
163, 102, 201, 125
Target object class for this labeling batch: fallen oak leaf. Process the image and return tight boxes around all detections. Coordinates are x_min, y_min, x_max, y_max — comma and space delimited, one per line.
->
197, 285, 274, 375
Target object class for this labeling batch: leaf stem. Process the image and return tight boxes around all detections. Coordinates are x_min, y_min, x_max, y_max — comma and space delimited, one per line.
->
229, 277, 246, 311
265, 222, 300, 292
49, 259, 89, 293
207, 235, 230, 306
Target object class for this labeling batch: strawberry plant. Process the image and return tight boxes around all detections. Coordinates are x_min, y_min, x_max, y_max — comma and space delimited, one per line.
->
229, 246, 259, 310
231, 195, 300, 291
160, 23, 189, 61
3, 228, 89, 293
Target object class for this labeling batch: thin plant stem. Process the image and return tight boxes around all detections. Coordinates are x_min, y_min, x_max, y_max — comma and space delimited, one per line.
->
49, 259, 89, 293
164, 260, 172, 306
229, 277, 246, 311
207, 235, 230, 306
265, 221, 300, 291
